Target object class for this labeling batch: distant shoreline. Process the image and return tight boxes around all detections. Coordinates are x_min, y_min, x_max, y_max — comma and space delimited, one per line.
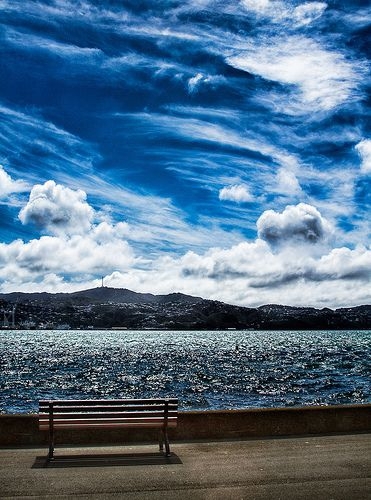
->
1, 326, 370, 331
1, 287, 370, 330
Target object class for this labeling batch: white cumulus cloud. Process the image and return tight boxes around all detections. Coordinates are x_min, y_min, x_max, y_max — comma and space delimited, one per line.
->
0, 180, 138, 291
0, 222, 136, 290
219, 184, 254, 203
18, 180, 94, 235
1, 198, 370, 308
102, 237, 371, 308
257, 203, 332, 248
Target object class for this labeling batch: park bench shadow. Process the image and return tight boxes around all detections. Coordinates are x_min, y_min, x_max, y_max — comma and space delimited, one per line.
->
33, 451, 182, 468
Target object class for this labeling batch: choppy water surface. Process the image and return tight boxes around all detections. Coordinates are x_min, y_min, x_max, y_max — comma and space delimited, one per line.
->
0, 330, 370, 413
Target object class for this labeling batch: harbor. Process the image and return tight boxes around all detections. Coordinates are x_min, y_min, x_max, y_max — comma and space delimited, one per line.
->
1, 329, 370, 414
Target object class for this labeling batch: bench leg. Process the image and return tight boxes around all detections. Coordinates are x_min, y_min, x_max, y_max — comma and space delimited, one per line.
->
158, 430, 164, 452
164, 428, 171, 457
159, 429, 170, 456
48, 427, 54, 460
47, 402, 55, 461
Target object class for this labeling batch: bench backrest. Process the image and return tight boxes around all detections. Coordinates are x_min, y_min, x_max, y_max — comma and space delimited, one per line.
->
39, 398, 178, 430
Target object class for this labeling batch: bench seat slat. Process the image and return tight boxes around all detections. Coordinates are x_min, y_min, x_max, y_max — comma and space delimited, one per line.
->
39, 405, 177, 413
39, 416, 177, 425
40, 421, 178, 430
39, 398, 177, 406
39, 420, 177, 430
39, 416, 177, 424
39, 417, 178, 426
39, 410, 176, 419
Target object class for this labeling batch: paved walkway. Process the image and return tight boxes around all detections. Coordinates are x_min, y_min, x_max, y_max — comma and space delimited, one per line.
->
1, 434, 370, 499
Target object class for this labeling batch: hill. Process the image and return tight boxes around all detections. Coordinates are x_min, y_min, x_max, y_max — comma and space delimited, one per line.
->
0, 287, 370, 330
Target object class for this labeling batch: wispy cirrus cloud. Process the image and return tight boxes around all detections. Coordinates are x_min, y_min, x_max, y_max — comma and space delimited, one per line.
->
4, 27, 103, 61
227, 35, 363, 112
274, 168, 302, 197
355, 139, 371, 174
115, 110, 295, 166
241, 0, 328, 26
0, 165, 28, 199
0, 105, 100, 183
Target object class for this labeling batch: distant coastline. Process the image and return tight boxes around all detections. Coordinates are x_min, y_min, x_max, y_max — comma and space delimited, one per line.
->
0, 287, 370, 331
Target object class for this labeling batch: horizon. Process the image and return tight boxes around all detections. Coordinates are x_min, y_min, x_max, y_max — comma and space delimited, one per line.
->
1, 285, 370, 311
0, 1, 370, 309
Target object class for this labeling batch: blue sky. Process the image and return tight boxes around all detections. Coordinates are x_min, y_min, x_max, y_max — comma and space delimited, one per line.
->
0, 0, 370, 307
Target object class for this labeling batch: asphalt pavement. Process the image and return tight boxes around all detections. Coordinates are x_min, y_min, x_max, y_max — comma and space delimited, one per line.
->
0, 433, 370, 499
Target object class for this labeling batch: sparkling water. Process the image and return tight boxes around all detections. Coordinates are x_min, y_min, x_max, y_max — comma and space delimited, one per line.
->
0, 329, 370, 413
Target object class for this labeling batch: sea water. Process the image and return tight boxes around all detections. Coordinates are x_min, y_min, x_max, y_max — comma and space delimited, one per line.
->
0, 329, 370, 413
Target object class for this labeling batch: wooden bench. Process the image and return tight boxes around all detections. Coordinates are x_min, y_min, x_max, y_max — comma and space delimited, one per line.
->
39, 398, 178, 460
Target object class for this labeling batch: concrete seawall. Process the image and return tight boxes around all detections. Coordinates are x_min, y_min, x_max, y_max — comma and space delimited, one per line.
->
1, 404, 370, 447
